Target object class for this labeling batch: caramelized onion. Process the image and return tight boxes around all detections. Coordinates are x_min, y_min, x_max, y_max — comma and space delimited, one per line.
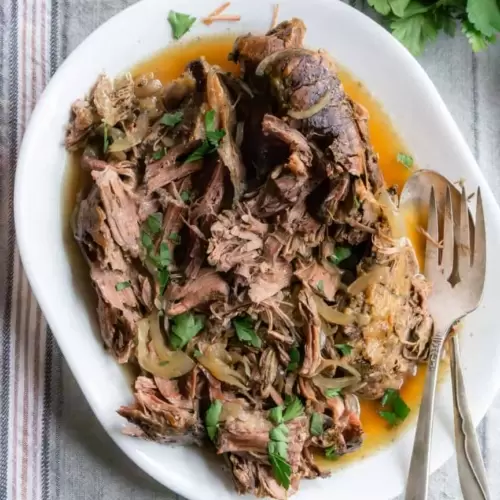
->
255, 48, 317, 76
109, 113, 149, 152
377, 188, 406, 239
313, 295, 356, 326
137, 315, 195, 379
287, 91, 330, 120
312, 374, 359, 392
197, 343, 247, 390
347, 265, 390, 296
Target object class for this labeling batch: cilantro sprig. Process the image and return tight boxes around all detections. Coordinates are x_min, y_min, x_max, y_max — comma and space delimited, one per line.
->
184, 110, 226, 164
233, 315, 262, 348
365, 0, 500, 55
170, 312, 205, 350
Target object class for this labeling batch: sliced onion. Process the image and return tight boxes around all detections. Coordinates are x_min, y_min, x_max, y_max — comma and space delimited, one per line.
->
134, 75, 163, 98
377, 188, 406, 239
255, 48, 317, 76
109, 113, 149, 152
314, 295, 356, 326
312, 374, 359, 393
317, 359, 362, 379
197, 343, 247, 390
347, 265, 390, 296
137, 315, 195, 379
287, 91, 330, 120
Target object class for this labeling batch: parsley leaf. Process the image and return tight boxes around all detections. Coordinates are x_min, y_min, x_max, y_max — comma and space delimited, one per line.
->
205, 400, 223, 442
390, 14, 438, 56
233, 316, 262, 348
310, 412, 324, 437
170, 312, 205, 350
325, 388, 342, 398
379, 389, 411, 426
152, 148, 166, 161
287, 347, 301, 372
168, 232, 181, 243
158, 267, 169, 296
397, 152, 414, 169
168, 10, 196, 40
282, 396, 304, 422
269, 406, 284, 425
115, 281, 131, 291
184, 110, 226, 164
316, 280, 324, 293
103, 122, 109, 153
329, 246, 352, 266
147, 213, 163, 235
270, 424, 289, 443
268, 452, 292, 489
467, 0, 500, 37
462, 20, 496, 52
180, 190, 191, 203
193, 349, 202, 358
141, 231, 153, 250
160, 111, 184, 127
335, 344, 353, 356
325, 446, 339, 460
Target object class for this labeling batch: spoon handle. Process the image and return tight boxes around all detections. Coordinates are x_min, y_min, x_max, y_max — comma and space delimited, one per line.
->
450, 335, 490, 500
405, 335, 444, 500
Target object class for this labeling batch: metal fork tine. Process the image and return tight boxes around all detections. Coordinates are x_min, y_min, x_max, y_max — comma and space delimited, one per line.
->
424, 187, 439, 277
457, 186, 472, 279
441, 185, 454, 277
471, 188, 486, 289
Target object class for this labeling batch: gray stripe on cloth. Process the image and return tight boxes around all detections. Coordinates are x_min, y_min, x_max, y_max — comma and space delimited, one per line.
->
0, 0, 18, 496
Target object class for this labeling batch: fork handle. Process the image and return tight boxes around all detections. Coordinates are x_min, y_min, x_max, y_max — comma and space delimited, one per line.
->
450, 335, 490, 500
405, 336, 444, 500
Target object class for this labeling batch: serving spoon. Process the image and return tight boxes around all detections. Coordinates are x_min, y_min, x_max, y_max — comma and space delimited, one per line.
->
400, 170, 489, 500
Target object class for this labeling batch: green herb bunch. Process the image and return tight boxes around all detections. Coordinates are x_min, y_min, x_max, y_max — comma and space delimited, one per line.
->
365, 0, 500, 55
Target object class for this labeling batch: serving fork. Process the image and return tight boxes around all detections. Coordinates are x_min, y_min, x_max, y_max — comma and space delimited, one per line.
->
404, 177, 489, 500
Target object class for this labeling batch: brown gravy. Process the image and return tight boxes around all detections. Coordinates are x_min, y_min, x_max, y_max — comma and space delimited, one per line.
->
63, 34, 443, 466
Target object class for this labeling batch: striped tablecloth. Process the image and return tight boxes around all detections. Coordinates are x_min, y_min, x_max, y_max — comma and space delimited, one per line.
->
2, 1, 500, 499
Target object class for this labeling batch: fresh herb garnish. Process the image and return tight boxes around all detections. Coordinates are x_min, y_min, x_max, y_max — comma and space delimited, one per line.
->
335, 344, 353, 356
147, 212, 163, 235
158, 267, 170, 296
310, 412, 324, 437
329, 246, 352, 266
325, 388, 342, 398
152, 148, 167, 161
168, 232, 181, 243
233, 316, 262, 348
170, 312, 205, 350
115, 281, 131, 291
160, 111, 184, 127
316, 280, 324, 293
205, 400, 223, 442
141, 231, 153, 250
397, 152, 414, 169
180, 190, 191, 203
365, 1, 500, 55
193, 349, 202, 358
269, 406, 284, 426
184, 110, 226, 164
282, 396, 304, 422
168, 10, 196, 40
379, 389, 411, 426
270, 423, 289, 443
103, 122, 109, 153
287, 347, 301, 372
325, 446, 339, 460
268, 422, 292, 488
268, 451, 292, 489
353, 195, 361, 210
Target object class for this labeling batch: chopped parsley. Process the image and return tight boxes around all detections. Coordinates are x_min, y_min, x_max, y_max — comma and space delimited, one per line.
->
325, 446, 339, 460
316, 280, 324, 293
160, 111, 184, 127
379, 389, 411, 426
180, 190, 191, 203
310, 412, 324, 437
115, 281, 131, 292
325, 388, 342, 398
268, 423, 291, 488
168, 10, 196, 40
193, 349, 202, 358
286, 347, 301, 372
329, 246, 352, 266
147, 212, 163, 235
269, 423, 289, 443
152, 148, 167, 161
141, 231, 153, 250
233, 315, 262, 348
269, 406, 284, 426
282, 396, 304, 422
335, 344, 353, 356
170, 312, 205, 350
353, 195, 361, 210
168, 232, 181, 243
184, 110, 226, 164
205, 400, 223, 442
397, 152, 414, 169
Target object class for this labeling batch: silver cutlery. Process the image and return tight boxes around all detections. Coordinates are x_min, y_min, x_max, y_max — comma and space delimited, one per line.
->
402, 171, 489, 500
